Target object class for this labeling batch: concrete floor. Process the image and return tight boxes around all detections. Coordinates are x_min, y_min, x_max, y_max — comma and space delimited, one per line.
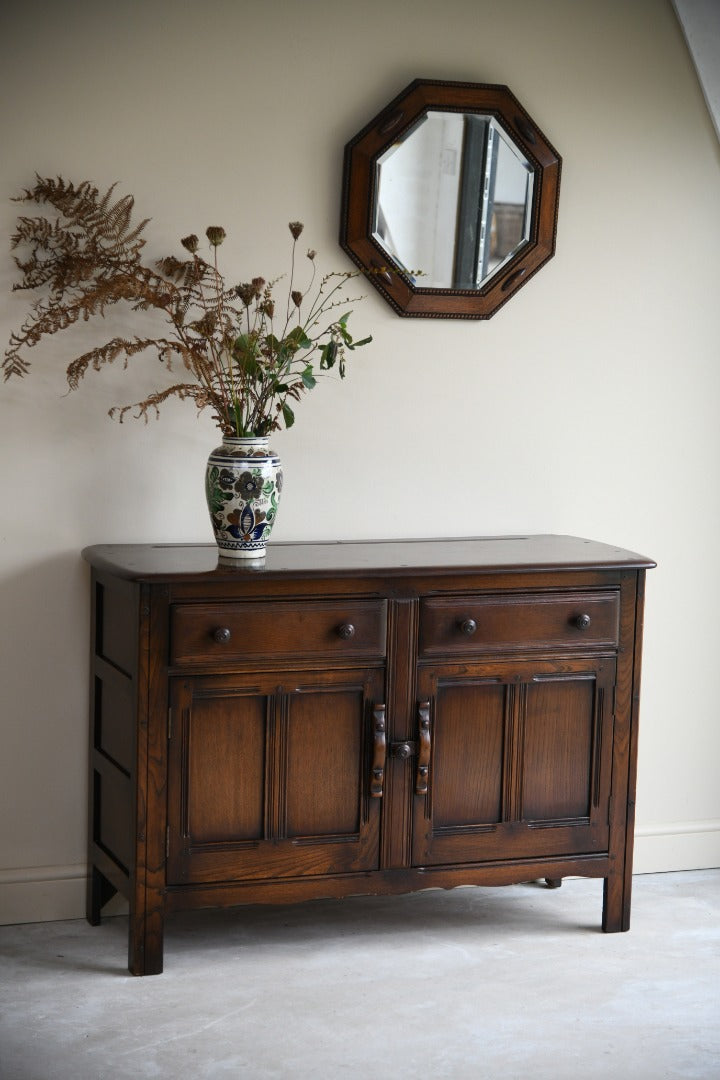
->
0, 870, 718, 1080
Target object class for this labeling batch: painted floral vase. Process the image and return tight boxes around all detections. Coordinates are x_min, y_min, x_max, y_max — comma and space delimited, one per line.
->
205, 436, 282, 560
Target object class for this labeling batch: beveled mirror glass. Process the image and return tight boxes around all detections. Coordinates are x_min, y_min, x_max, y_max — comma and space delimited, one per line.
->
340, 80, 561, 318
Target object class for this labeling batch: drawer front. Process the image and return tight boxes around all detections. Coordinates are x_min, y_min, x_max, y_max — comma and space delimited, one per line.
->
171, 599, 386, 665
418, 591, 619, 656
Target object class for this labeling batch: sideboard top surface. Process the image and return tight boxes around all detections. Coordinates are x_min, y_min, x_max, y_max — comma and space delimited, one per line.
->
82, 535, 655, 583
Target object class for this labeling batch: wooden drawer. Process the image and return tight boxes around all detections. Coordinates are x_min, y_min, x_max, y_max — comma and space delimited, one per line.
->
170, 599, 386, 665
418, 591, 620, 656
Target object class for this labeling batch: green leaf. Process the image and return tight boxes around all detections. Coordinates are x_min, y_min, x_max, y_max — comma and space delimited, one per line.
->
348, 334, 372, 350
233, 332, 257, 354
284, 325, 312, 352
232, 402, 245, 434
232, 333, 263, 377
281, 402, 295, 428
301, 364, 316, 389
235, 353, 260, 377
320, 340, 338, 370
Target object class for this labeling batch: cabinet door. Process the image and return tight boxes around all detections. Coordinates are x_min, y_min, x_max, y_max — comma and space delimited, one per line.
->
167, 667, 384, 884
412, 658, 615, 867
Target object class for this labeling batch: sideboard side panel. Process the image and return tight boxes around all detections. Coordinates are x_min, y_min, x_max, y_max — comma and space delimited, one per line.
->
86, 571, 138, 923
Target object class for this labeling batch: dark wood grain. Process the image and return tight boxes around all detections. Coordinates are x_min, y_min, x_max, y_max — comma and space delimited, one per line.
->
83, 536, 653, 974
82, 535, 653, 581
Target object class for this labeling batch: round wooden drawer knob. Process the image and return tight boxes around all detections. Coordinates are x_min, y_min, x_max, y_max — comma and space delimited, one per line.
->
392, 742, 413, 760
337, 623, 356, 640
459, 618, 478, 637
213, 627, 232, 644
575, 614, 591, 630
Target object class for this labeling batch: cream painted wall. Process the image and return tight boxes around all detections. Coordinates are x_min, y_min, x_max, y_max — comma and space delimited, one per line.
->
1, 0, 718, 923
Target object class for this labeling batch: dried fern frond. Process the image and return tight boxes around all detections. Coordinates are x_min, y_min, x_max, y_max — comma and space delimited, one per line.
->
15, 176, 149, 254
4, 272, 172, 385
10, 216, 83, 292
65, 335, 185, 389
109, 382, 216, 424
9, 176, 150, 304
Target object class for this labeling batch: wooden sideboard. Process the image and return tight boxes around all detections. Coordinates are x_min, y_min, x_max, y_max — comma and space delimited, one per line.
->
82, 536, 654, 975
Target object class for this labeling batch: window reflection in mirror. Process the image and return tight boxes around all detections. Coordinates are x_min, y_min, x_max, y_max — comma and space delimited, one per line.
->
373, 111, 533, 290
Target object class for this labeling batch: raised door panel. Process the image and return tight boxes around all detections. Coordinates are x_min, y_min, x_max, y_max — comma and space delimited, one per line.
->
430, 681, 504, 829
167, 667, 384, 884
412, 659, 614, 867
285, 690, 362, 838
522, 676, 597, 823
185, 692, 266, 844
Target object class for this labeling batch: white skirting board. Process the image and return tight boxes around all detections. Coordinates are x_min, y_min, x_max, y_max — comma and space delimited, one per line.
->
1, 825, 719, 925
632, 819, 720, 875
0, 863, 88, 926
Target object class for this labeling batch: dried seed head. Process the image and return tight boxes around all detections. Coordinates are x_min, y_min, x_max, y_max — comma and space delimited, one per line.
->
306, 249, 317, 261
205, 226, 226, 246
181, 234, 199, 253
261, 298, 275, 318
288, 221, 304, 240
251, 277, 266, 298
291, 290, 303, 309
235, 282, 256, 306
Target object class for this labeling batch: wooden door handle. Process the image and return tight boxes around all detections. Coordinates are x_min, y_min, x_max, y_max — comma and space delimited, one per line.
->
370, 704, 386, 798
416, 700, 431, 795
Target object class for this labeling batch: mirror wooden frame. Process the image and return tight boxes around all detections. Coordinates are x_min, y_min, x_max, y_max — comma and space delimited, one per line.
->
340, 79, 561, 319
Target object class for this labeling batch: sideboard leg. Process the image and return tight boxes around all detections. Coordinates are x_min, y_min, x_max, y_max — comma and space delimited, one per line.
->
87, 866, 103, 925
602, 869, 631, 933
86, 865, 117, 926
127, 876, 166, 980
544, 877, 562, 889
128, 900, 165, 975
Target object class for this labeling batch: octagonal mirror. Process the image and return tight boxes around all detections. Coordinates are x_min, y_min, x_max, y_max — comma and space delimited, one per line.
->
340, 80, 561, 318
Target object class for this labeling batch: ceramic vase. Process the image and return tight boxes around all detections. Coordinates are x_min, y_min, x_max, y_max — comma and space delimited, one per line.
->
205, 436, 282, 560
